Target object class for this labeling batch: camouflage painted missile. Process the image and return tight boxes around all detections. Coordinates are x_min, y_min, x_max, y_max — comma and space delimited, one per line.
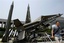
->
25, 4, 31, 23
2, 2, 14, 42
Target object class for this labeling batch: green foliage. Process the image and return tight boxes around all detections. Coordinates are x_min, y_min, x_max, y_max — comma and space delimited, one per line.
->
0, 27, 16, 38
45, 28, 51, 34
0, 31, 4, 38
37, 28, 52, 35
0, 27, 5, 38
0, 27, 5, 31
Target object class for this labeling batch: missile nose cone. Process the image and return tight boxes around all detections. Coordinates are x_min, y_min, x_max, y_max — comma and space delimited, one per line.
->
12, 1, 14, 6
58, 14, 63, 16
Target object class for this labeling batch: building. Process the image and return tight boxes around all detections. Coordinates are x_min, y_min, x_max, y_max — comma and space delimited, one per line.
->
0, 19, 14, 28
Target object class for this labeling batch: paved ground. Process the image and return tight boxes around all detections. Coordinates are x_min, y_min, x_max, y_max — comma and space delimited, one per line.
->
0, 41, 64, 43
37, 41, 64, 43
0, 38, 64, 43
12, 41, 64, 43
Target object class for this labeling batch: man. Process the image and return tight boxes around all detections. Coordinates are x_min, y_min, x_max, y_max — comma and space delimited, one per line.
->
51, 21, 62, 43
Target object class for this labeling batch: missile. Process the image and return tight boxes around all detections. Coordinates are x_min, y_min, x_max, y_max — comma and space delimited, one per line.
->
25, 4, 31, 23
2, 2, 14, 42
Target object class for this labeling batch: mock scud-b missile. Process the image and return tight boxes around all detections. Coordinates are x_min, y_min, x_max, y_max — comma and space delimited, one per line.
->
25, 4, 31, 23
2, 2, 14, 42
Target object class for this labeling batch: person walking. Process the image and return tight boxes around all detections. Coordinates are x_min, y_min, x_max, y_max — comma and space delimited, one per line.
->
51, 21, 62, 43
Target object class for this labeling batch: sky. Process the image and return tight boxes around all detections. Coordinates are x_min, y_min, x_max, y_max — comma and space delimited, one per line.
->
0, 0, 64, 21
